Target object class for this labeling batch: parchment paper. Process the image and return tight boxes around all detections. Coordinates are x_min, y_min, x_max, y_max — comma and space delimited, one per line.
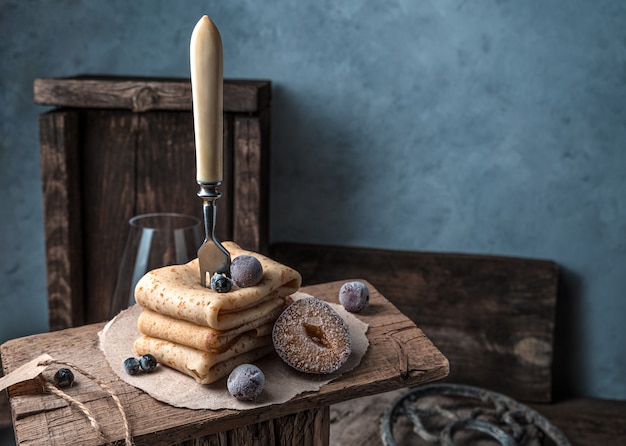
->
98, 292, 369, 410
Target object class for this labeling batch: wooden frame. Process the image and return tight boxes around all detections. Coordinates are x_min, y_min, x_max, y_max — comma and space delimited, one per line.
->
36, 76, 270, 331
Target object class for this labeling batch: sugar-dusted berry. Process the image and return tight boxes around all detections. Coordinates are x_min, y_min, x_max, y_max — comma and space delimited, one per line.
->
339, 281, 370, 313
230, 255, 263, 288
227, 364, 265, 401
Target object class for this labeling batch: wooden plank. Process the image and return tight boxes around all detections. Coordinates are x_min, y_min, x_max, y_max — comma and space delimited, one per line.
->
169, 407, 328, 446
1, 281, 448, 446
0, 388, 10, 427
530, 398, 626, 445
134, 110, 199, 218
81, 110, 138, 324
39, 111, 85, 330
271, 243, 559, 403
232, 111, 270, 254
220, 113, 234, 243
33, 76, 271, 113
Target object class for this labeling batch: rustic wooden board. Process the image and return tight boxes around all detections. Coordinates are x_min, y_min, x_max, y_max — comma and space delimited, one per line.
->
232, 112, 270, 253
34, 76, 271, 113
80, 110, 141, 324
1, 281, 448, 446
271, 243, 559, 403
529, 398, 626, 445
39, 111, 85, 329
0, 387, 9, 427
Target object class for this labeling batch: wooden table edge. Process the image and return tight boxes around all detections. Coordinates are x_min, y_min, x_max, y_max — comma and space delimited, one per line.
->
1, 279, 449, 445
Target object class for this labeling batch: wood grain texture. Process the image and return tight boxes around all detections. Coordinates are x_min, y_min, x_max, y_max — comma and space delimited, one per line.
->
529, 398, 626, 445
33, 76, 270, 113
1, 281, 448, 446
39, 111, 85, 330
0, 388, 9, 427
232, 111, 270, 254
271, 243, 559, 403
80, 110, 139, 324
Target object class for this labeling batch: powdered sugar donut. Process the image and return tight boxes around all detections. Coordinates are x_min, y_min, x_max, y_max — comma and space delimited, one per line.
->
272, 297, 351, 374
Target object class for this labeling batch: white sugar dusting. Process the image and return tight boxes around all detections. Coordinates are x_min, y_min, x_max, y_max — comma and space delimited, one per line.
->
273, 297, 351, 374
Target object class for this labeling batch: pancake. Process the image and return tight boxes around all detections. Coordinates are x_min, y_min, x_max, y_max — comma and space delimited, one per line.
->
134, 242, 301, 329
134, 334, 274, 384
137, 300, 286, 352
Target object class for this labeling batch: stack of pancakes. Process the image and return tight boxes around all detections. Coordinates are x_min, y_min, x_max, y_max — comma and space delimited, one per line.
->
133, 242, 302, 384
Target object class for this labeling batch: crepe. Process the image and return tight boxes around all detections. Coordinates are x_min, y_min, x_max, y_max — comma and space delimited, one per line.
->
134, 242, 302, 329
137, 301, 286, 352
134, 334, 274, 384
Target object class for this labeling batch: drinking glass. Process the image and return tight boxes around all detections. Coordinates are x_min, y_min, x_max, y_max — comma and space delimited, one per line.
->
110, 213, 203, 318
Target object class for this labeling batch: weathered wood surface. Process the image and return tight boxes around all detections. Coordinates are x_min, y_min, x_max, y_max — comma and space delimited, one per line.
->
329, 391, 626, 446
38, 77, 270, 330
271, 243, 559, 403
34, 76, 271, 113
232, 112, 270, 254
39, 111, 85, 328
1, 281, 448, 446
529, 398, 626, 445
0, 388, 9, 427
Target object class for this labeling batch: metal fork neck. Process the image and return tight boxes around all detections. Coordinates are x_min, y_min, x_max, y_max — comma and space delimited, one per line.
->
197, 182, 221, 239
197, 181, 222, 200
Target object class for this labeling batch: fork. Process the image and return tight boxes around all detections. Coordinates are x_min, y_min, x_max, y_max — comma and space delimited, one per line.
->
197, 182, 231, 287
191, 16, 231, 287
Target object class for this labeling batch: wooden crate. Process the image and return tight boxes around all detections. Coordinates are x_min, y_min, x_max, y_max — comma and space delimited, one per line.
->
35, 76, 271, 331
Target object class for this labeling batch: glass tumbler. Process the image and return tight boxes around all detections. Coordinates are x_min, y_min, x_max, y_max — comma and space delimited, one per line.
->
110, 213, 203, 318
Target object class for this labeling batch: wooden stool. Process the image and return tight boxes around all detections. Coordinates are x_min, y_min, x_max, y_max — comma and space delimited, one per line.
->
1, 281, 448, 445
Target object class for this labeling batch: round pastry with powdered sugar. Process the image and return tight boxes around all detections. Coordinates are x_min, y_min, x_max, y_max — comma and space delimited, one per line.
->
272, 297, 351, 374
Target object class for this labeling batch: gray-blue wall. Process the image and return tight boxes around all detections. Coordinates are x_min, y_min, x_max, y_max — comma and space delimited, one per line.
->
1, 0, 625, 403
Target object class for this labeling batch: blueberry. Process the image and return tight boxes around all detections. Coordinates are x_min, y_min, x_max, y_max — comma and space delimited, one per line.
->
230, 255, 263, 288
123, 357, 141, 375
339, 281, 370, 313
227, 364, 265, 401
54, 368, 74, 388
210, 273, 233, 293
139, 354, 158, 373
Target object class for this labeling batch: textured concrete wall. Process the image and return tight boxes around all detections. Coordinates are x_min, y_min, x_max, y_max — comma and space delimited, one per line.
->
1, 0, 625, 401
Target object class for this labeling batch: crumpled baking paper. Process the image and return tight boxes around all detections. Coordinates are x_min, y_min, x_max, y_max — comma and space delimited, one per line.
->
99, 292, 369, 410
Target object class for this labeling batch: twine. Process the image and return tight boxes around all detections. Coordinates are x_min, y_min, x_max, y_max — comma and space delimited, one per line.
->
38, 358, 133, 446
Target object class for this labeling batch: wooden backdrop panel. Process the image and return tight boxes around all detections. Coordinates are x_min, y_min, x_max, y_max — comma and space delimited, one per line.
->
232, 110, 270, 254
81, 110, 139, 323
271, 242, 559, 403
39, 111, 85, 329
